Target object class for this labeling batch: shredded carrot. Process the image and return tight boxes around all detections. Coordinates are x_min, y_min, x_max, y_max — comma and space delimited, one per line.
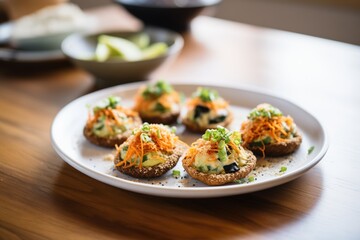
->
87, 105, 138, 132
115, 124, 179, 169
241, 115, 295, 154
133, 86, 180, 114
183, 137, 242, 167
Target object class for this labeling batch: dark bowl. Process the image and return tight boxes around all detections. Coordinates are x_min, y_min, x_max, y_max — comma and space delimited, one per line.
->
114, 0, 222, 31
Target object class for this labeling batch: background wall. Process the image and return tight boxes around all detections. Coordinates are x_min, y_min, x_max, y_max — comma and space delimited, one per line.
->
214, 0, 360, 45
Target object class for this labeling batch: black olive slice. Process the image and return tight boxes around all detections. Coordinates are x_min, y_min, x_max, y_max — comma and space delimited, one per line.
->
209, 115, 226, 124
194, 105, 210, 119
223, 162, 240, 173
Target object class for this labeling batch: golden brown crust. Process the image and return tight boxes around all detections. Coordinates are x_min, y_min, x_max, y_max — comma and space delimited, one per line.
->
182, 149, 257, 186
114, 141, 188, 178
139, 112, 180, 125
182, 110, 233, 133
83, 116, 142, 148
244, 134, 302, 157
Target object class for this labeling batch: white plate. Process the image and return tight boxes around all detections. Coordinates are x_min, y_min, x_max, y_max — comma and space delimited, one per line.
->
51, 82, 328, 198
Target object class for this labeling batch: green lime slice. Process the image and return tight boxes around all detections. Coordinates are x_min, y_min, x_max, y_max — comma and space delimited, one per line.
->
94, 42, 112, 62
142, 42, 168, 60
98, 35, 143, 61
128, 33, 150, 49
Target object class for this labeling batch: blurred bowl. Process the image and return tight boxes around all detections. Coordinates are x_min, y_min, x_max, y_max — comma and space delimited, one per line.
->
61, 27, 183, 87
114, 0, 222, 31
12, 30, 79, 50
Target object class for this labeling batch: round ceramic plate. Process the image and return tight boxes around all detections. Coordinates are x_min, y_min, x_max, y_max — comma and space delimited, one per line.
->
51, 82, 328, 198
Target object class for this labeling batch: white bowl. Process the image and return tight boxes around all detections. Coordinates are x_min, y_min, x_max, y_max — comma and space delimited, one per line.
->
61, 27, 183, 86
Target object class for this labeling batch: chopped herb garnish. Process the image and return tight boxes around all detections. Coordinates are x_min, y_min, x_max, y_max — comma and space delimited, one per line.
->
108, 96, 120, 108
202, 127, 242, 163
142, 80, 173, 99
234, 178, 246, 184
93, 96, 121, 113
248, 103, 282, 120
141, 122, 150, 132
172, 170, 181, 178
194, 87, 219, 102
308, 146, 315, 155
280, 166, 287, 172
230, 131, 242, 145
156, 129, 162, 138
202, 126, 241, 145
218, 140, 227, 162
140, 133, 152, 142
248, 176, 255, 182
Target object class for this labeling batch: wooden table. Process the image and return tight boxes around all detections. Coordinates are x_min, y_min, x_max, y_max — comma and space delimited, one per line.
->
1, 5, 360, 240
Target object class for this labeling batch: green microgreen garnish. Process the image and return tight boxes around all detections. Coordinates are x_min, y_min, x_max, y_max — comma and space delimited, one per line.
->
308, 146, 315, 155
142, 80, 173, 99
248, 103, 282, 120
280, 166, 287, 172
194, 87, 219, 102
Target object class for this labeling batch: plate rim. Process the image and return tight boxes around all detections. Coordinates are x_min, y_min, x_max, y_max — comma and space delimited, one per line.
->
51, 81, 329, 198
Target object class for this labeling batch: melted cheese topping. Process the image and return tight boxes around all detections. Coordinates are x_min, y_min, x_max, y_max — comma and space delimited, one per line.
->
87, 106, 139, 138
183, 138, 250, 174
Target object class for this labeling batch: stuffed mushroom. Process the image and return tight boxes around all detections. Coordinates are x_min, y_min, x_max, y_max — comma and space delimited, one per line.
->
114, 123, 188, 178
182, 87, 233, 133
241, 103, 302, 157
84, 96, 142, 147
133, 80, 181, 124
182, 126, 256, 186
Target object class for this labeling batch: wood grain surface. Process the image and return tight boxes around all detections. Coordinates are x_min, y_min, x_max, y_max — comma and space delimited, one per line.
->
1, 5, 360, 240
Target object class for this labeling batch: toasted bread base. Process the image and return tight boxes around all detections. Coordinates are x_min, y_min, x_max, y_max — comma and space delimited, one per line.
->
140, 112, 180, 125
182, 149, 257, 186
83, 116, 142, 148
114, 141, 188, 178
245, 134, 302, 157
182, 111, 234, 133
